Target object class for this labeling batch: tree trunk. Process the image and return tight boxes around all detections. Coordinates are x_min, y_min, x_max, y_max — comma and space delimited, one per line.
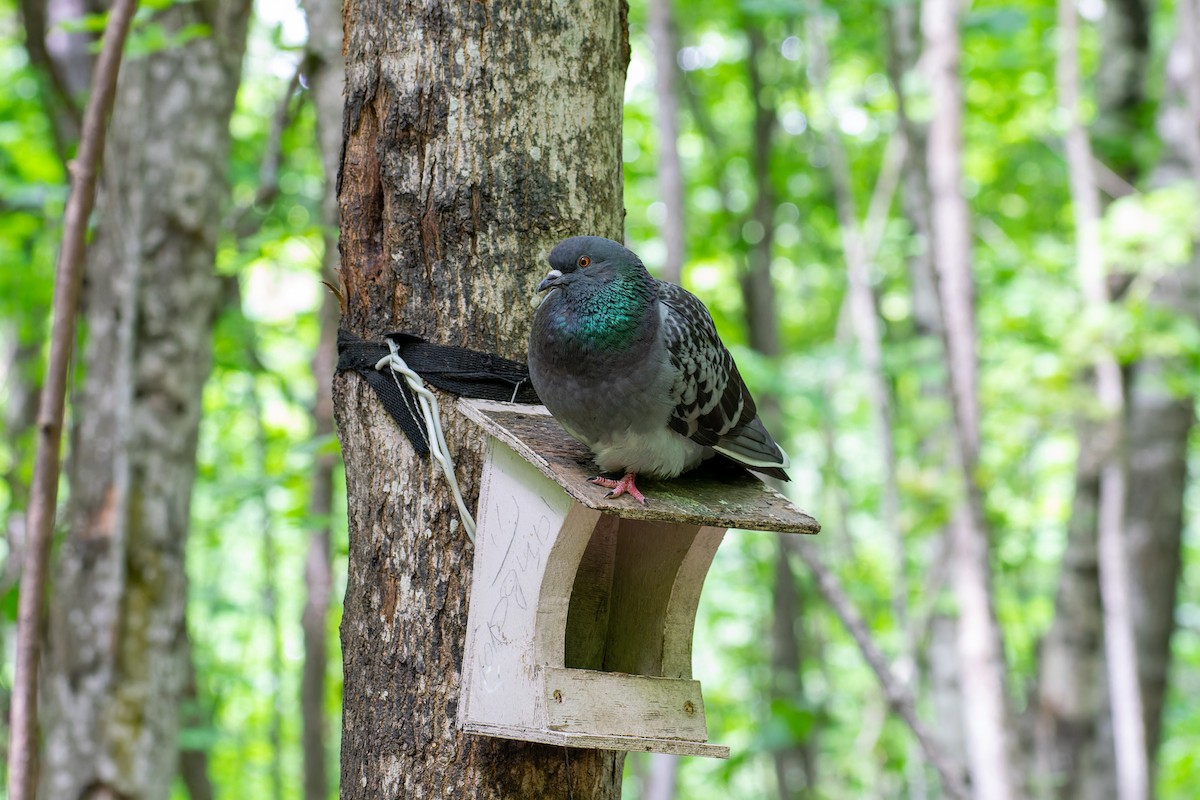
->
17, 0, 95, 160
921, 2, 1021, 798
1034, 2, 1200, 796
178, 637, 216, 800
647, 0, 685, 284
1056, 2, 1146, 797
1124, 357, 1192, 768
740, 24, 817, 796
1126, 0, 1200, 772
334, 1, 629, 796
641, 754, 680, 800
39, 3, 251, 797
1032, 438, 1116, 800
883, 2, 940, 338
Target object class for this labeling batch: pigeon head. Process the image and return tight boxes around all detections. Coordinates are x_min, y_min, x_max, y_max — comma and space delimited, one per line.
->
537, 236, 645, 294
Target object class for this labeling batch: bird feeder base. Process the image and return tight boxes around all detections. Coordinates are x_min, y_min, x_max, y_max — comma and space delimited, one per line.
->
456, 400, 819, 759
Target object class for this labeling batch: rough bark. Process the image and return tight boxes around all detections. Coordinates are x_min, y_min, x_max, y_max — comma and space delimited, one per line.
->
38, 3, 252, 798
334, 1, 629, 796
647, 0, 685, 284
921, 2, 1021, 798
298, 0, 344, 794
0, 334, 38, 780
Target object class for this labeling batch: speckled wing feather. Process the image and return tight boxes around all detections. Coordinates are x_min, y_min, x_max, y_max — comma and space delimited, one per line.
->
657, 281, 789, 478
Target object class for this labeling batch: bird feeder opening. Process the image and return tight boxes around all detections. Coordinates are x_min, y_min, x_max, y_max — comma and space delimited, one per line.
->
455, 399, 819, 759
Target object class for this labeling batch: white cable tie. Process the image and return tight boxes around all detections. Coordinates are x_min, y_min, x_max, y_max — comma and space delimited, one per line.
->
376, 342, 477, 542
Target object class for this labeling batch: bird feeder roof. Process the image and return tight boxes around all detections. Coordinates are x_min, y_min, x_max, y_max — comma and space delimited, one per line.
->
458, 399, 821, 535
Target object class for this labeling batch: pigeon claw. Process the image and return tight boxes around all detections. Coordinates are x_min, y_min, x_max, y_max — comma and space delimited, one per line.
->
588, 472, 648, 506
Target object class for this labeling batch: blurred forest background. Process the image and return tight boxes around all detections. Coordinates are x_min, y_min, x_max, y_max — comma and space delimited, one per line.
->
2, 0, 1199, 797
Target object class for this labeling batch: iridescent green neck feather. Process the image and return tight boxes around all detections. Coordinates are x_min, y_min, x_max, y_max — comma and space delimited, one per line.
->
569, 275, 652, 350
540, 266, 656, 356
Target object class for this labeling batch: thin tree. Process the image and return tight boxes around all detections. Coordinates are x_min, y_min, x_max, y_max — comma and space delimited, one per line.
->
298, 0, 344, 795
642, 0, 686, 792
648, 0, 686, 284
1056, 2, 1146, 797
921, 1, 1021, 797
740, 20, 817, 798
1035, 2, 1198, 795
37, 3, 252, 797
6, 2, 137, 796
334, 1, 629, 795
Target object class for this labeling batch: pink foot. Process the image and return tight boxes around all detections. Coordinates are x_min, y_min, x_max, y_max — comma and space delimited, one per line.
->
588, 472, 648, 506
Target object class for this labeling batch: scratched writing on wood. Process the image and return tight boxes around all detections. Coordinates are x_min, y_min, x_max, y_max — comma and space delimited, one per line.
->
477, 492, 555, 693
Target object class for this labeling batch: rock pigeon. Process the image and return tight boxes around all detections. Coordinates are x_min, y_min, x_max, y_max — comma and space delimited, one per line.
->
527, 235, 790, 504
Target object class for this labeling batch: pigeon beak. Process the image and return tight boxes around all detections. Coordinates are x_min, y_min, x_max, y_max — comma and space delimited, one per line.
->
536, 269, 564, 292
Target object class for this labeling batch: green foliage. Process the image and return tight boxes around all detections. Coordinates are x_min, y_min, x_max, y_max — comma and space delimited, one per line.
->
3, 0, 1199, 796
623, 0, 1199, 797
57, 0, 213, 58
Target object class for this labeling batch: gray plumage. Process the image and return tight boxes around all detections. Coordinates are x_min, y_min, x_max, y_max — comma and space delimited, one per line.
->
528, 236, 790, 496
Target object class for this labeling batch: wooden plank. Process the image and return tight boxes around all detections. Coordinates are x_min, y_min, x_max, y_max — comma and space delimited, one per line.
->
458, 439, 574, 732
457, 399, 821, 534
563, 514, 619, 670
661, 525, 726, 679
460, 722, 730, 759
603, 521, 699, 676
531, 502, 605, 666
541, 667, 710, 743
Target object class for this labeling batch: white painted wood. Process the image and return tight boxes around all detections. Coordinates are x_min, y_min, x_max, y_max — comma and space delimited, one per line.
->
460, 722, 730, 759
662, 526, 726, 679
458, 435, 732, 756
533, 503, 606, 667
457, 401, 555, 471
457, 402, 821, 759
541, 667, 709, 742
458, 438, 575, 733
602, 520, 704, 676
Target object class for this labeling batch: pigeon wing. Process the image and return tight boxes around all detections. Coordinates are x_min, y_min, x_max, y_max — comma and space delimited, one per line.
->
657, 282, 790, 478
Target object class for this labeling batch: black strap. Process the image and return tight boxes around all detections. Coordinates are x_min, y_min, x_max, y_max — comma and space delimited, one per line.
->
336, 330, 540, 458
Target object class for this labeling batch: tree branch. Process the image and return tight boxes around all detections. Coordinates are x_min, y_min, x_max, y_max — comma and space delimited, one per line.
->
223, 59, 304, 238
789, 540, 970, 800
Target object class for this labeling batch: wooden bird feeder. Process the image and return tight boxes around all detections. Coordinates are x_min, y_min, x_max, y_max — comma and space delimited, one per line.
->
456, 399, 820, 758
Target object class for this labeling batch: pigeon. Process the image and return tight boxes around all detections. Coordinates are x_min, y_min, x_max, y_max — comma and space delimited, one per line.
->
527, 235, 790, 505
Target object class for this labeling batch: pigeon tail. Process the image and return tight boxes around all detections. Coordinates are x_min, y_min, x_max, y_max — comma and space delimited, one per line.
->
712, 416, 791, 481
743, 463, 791, 482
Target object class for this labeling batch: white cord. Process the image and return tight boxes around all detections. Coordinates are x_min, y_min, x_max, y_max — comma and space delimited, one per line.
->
376, 340, 477, 542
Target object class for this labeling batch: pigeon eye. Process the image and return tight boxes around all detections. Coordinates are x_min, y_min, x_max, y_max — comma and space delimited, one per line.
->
577, 255, 591, 268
